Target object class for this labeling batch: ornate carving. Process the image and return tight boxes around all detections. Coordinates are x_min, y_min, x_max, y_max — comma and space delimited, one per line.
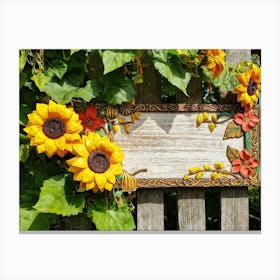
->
136, 177, 260, 188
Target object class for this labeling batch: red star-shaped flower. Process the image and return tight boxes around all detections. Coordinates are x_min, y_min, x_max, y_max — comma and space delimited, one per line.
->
78, 105, 105, 134
233, 108, 259, 133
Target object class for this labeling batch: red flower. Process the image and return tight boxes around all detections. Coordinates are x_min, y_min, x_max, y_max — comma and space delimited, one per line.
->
231, 149, 259, 178
233, 109, 259, 133
78, 105, 105, 134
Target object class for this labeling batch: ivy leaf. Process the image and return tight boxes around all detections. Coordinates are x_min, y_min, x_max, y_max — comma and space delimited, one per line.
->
19, 50, 28, 72
20, 104, 32, 126
43, 80, 98, 104
70, 49, 81, 56
99, 72, 135, 105
244, 130, 252, 151
34, 174, 86, 217
19, 144, 29, 163
226, 146, 240, 162
50, 59, 68, 79
102, 50, 135, 75
31, 69, 54, 91
19, 208, 57, 231
87, 196, 135, 230
223, 122, 244, 139
152, 50, 191, 96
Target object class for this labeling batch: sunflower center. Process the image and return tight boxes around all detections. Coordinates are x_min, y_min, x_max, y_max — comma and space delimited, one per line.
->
88, 151, 110, 173
43, 117, 66, 139
247, 80, 257, 96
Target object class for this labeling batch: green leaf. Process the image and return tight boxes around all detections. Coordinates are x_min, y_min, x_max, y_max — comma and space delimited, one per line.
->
20, 104, 32, 126
70, 49, 81, 56
99, 72, 135, 105
34, 174, 86, 216
102, 50, 135, 75
223, 122, 244, 139
20, 208, 57, 231
245, 130, 252, 151
20, 72, 27, 89
152, 50, 191, 96
88, 199, 135, 231
19, 50, 28, 72
43, 80, 97, 104
226, 145, 240, 162
19, 144, 29, 162
31, 69, 54, 91
50, 59, 68, 79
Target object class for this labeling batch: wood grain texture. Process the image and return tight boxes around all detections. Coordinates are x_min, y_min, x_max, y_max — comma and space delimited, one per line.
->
178, 189, 206, 230
221, 188, 249, 230
137, 189, 164, 230
115, 112, 243, 179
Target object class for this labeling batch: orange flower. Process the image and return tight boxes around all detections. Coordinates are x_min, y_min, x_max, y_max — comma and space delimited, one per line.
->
233, 109, 259, 132
231, 149, 258, 178
78, 105, 105, 134
206, 49, 226, 78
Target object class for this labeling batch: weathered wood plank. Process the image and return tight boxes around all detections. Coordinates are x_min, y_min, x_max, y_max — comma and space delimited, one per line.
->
137, 189, 164, 230
115, 112, 243, 179
178, 188, 206, 230
221, 188, 249, 230
220, 50, 250, 231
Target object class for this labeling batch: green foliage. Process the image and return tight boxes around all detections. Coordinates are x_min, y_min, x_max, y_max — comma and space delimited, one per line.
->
223, 122, 243, 139
152, 50, 191, 96
102, 50, 135, 75
20, 208, 57, 231
87, 196, 135, 230
34, 175, 86, 217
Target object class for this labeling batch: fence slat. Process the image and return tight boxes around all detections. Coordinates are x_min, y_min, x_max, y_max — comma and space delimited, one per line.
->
137, 189, 164, 230
178, 189, 206, 230
221, 188, 249, 230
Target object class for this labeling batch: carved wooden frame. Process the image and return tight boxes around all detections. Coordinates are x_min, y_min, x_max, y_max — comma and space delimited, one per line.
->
124, 104, 260, 188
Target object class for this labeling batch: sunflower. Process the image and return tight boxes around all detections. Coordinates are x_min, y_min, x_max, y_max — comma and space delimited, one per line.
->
234, 63, 261, 108
24, 100, 83, 157
66, 132, 124, 192
205, 49, 226, 78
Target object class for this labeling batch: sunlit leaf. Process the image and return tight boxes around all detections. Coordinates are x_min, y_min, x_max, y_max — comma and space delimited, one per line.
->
31, 69, 54, 91
20, 208, 57, 231
102, 50, 135, 75
34, 174, 86, 216
70, 49, 81, 56
19, 50, 28, 72
19, 144, 29, 163
223, 122, 244, 139
152, 50, 191, 96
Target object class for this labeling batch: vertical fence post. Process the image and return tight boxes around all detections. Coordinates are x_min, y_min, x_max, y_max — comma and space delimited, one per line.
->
136, 58, 165, 230
220, 49, 251, 231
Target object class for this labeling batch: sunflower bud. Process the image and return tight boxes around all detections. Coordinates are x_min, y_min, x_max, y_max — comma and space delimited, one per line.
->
211, 113, 217, 123
195, 172, 204, 179
214, 162, 224, 170
197, 114, 204, 127
203, 112, 209, 121
211, 171, 219, 180
124, 124, 130, 134
113, 124, 120, 133
131, 114, 136, 123
134, 111, 141, 120
208, 122, 216, 132
183, 174, 189, 180
204, 164, 211, 170
118, 117, 126, 124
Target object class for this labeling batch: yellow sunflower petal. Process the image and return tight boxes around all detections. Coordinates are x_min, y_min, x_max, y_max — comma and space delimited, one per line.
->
106, 172, 116, 185
104, 182, 113, 191
34, 131, 47, 145
66, 121, 83, 133
23, 125, 40, 136
54, 137, 66, 150
70, 157, 88, 168
56, 149, 68, 158
68, 165, 83, 173
48, 100, 59, 116
73, 144, 89, 157
110, 163, 123, 176
27, 112, 44, 126
64, 133, 81, 142
82, 168, 95, 183
36, 103, 49, 120
37, 144, 46, 154
95, 173, 107, 189
86, 181, 96, 191
45, 139, 57, 157
110, 151, 124, 164
59, 108, 73, 121
92, 186, 99, 193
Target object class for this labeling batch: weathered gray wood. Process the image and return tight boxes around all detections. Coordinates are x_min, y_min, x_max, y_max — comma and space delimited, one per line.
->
135, 62, 164, 230
137, 189, 164, 230
115, 112, 243, 179
221, 188, 249, 230
178, 188, 206, 230
220, 50, 250, 231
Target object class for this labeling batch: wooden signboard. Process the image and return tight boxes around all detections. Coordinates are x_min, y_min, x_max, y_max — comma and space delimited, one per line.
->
114, 103, 260, 188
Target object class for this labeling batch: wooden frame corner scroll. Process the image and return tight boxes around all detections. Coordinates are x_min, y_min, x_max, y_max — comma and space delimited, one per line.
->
113, 104, 260, 189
